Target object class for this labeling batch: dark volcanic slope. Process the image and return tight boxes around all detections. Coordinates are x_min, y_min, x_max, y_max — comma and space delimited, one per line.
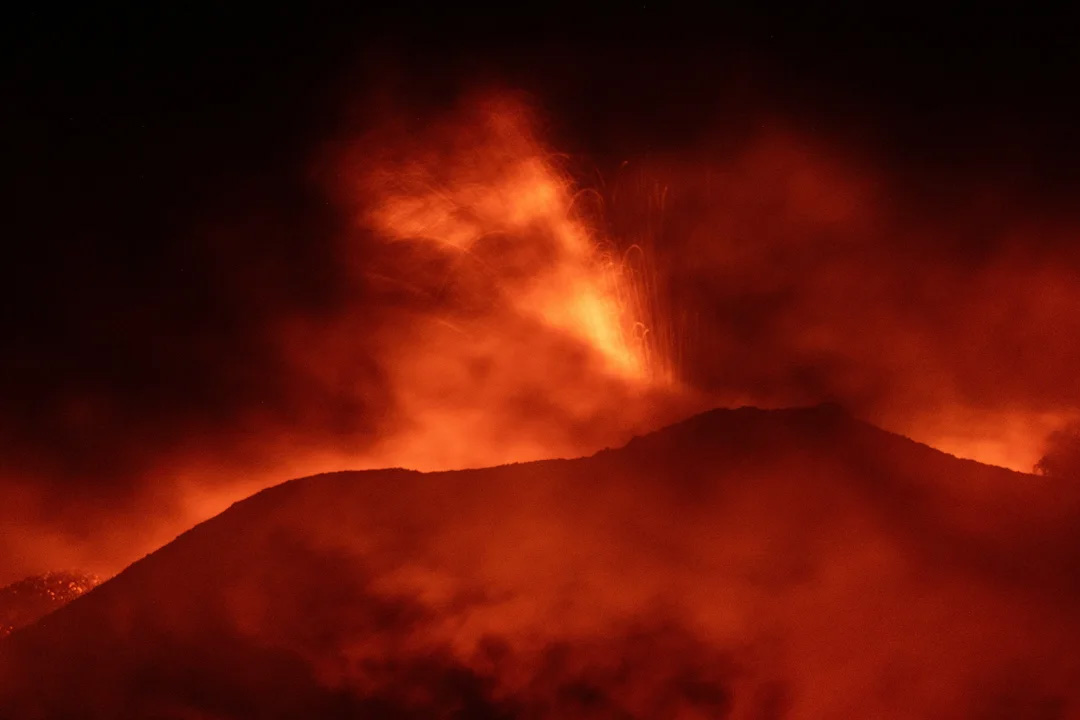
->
3, 406, 1080, 718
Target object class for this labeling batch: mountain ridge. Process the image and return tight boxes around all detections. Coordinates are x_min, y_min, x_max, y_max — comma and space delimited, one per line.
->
3, 404, 1079, 718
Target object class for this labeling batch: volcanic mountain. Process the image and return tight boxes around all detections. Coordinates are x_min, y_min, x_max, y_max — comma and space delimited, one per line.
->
3, 405, 1080, 718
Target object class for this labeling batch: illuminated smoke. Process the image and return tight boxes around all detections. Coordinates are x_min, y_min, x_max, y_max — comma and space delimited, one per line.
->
360, 98, 659, 383
312, 94, 691, 472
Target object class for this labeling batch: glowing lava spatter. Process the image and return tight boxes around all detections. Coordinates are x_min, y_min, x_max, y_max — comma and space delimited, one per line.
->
363, 98, 661, 385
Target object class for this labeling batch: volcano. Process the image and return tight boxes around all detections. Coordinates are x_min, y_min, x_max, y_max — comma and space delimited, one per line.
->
2, 405, 1079, 718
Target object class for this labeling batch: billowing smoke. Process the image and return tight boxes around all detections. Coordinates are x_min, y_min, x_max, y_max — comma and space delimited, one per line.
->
1037, 423, 1080, 479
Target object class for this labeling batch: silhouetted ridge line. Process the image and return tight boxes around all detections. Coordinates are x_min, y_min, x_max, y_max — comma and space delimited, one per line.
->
3, 405, 1076, 718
